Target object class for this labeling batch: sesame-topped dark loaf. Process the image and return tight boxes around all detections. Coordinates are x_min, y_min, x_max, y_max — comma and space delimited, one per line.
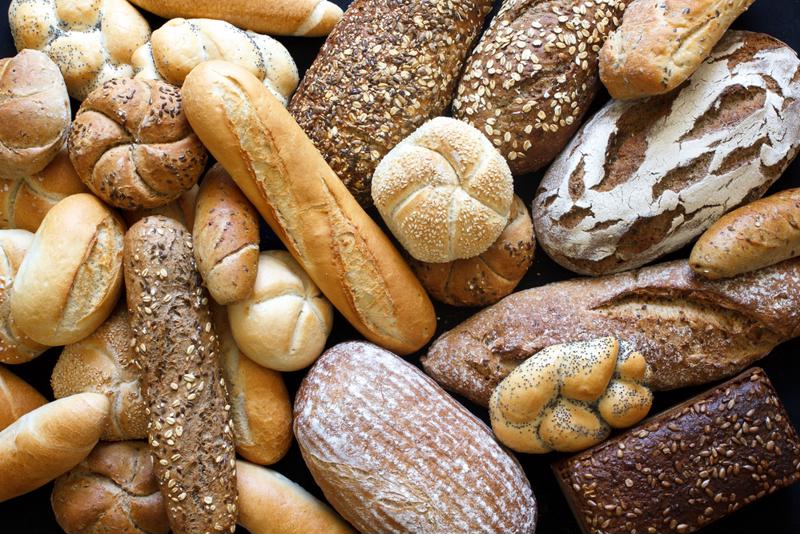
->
288, 0, 492, 207
123, 216, 237, 534
452, 0, 625, 175
553, 367, 800, 534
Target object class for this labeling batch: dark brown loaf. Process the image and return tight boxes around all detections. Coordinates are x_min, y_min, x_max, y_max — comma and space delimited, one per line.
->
288, 0, 492, 206
422, 258, 800, 407
453, 0, 624, 175
553, 368, 800, 534
124, 216, 237, 534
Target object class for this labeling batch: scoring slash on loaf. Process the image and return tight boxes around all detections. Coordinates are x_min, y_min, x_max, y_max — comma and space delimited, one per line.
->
490, 337, 652, 454
132, 18, 299, 106
0, 365, 46, 430
372, 117, 514, 263
9, 0, 150, 101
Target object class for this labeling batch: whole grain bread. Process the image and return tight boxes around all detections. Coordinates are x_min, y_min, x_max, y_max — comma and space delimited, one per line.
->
422, 258, 800, 407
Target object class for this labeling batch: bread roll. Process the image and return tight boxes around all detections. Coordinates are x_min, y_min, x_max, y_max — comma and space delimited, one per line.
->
0, 392, 110, 502
0, 365, 46, 430
411, 195, 535, 307
228, 251, 333, 372
237, 460, 354, 534
52, 441, 170, 534
124, 185, 198, 229
0, 149, 88, 233
193, 165, 259, 305
124, 216, 237, 534
9, 0, 151, 101
127, 0, 343, 37
69, 78, 207, 210
0, 229, 47, 364
0, 49, 70, 177
182, 60, 437, 355
372, 117, 513, 263
133, 18, 299, 106
11, 193, 125, 346
52, 306, 147, 441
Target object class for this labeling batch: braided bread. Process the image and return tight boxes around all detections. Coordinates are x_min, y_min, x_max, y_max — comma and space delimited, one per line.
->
490, 337, 653, 453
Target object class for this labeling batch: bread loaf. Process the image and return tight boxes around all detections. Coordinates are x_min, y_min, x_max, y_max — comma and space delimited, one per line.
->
288, 0, 492, 206
0, 365, 46, 430
133, 18, 298, 106
0, 49, 70, 177
294, 341, 537, 534
182, 60, 437, 355
600, 0, 755, 99
52, 306, 147, 441
11, 193, 125, 346
193, 165, 259, 305
124, 216, 237, 534
422, 258, 800, 407
690, 188, 800, 279
52, 441, 170, 534
0, 392, 110, 502
533, 31, 800, 276
453, 0, 625, 175
9, 0, 151, 100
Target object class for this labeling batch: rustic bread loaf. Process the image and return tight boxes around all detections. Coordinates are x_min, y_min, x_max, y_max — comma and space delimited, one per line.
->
288, 0, 492, 206
533, 31, 800, 276
453, 0, 625, 175
690, 188, 800, 279
423, 258, 800, 407
52, 441, 170, 534
372, 117, 513, 263
553, 368, 800, 534
124, 215, 237, 534
132, 18, 298, 105
294, 341, 537, 534
411, 195, 535, 307
69, 78, 207, 210
9, 0, 150, 100
0, 365, 46, 430
490, 337, 652, 454
600, 0, 755, 99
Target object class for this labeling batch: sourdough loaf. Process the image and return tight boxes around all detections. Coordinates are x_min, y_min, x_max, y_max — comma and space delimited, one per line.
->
533, 31, 800, 276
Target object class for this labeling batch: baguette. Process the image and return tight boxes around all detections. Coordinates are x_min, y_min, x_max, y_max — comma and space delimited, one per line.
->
422, 258, 800, 407
124, 216, 237, 534
182, 60, 436, 355
0, 365, 46, 430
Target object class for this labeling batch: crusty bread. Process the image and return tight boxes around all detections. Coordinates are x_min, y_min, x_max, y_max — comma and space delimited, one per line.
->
182, 60, 437, 355
0, 392, 110, 502
124, 185, 198, 229
52, 441, 170, 534
294, 341, 537, 534
124, 216, 237, 534
193, 165, 259, 305
0, 365, 46, 430
690, 188, 800, 280
600, 0, 755, 99
133, 18, 299, 106
9, 0, 151, 100
52, 305, 147, 441
228, 251, 333, 372
10, 193, 125, 346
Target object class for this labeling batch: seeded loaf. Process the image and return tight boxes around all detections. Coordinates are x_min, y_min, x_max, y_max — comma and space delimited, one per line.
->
288, 0, 492, 206
553, 367, 800, 534
534, 31, 800, 276
422, 258, 800, 407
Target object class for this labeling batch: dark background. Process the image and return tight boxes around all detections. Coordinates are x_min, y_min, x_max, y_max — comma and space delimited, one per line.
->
2, 0, 800, 533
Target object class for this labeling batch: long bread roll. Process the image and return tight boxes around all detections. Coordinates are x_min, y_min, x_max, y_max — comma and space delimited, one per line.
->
0, 365, 46, 430
182, 60, 436, 355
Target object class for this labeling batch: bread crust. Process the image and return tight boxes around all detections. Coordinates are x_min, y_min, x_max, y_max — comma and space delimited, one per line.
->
0, 365, 46, 430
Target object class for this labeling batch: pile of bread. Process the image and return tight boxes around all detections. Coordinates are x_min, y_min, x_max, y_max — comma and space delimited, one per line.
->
2, 0, 800, 533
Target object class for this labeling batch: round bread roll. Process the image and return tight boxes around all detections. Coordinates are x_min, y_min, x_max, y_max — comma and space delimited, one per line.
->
372, 117, 513, 263
0, 365, 46, 430
69, 78, 207, 210
52, 441, 170, 534
10, 193, 125, 346
52, 306, 147, 441
0, 49, 70, 177
228, 251, 333, 372
411, 195, 535, 307
9, 0, 151, 101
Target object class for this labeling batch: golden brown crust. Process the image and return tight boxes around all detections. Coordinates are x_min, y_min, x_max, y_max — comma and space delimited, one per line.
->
0, 365, 46, 430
